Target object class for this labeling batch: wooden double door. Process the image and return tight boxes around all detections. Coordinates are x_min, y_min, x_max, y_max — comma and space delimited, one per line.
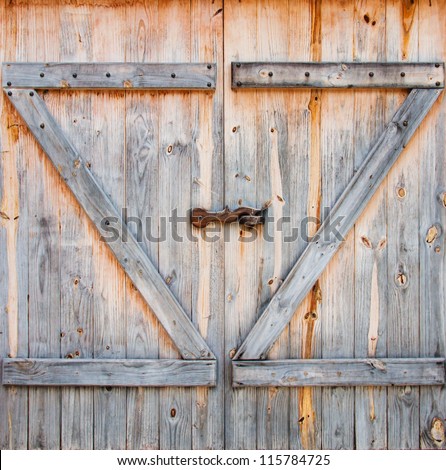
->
1, 0, 445, 450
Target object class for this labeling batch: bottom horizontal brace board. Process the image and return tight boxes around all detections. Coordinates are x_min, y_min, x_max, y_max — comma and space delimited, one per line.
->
232, 358, 445, 387
1, 358, 216, 387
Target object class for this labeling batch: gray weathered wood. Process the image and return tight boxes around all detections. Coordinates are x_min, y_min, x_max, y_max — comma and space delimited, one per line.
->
59, 6, 94, 449
3, 62, 216, 90
5, 88, 214, 361
232, 359, 445, 387
385, 0, 420, 450
2, 359, 217, 387
418, 0, 446, 450
234, 87, 441, 361
232, 62, 444, 89
352, 0, 388, 450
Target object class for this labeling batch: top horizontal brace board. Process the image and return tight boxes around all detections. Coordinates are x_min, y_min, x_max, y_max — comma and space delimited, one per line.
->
232, 62, 445, 89
2, 62, 216, 90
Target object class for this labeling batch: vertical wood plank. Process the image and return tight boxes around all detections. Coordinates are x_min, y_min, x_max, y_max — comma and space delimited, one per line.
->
125, 0, 160, 450
158, 0, 192, 450
90, 3, 127, 450
26, 3, 62, 450
288, 0, 323, 450
0, 0, 29, 450
385, 0, 420, 450
255, 0, 290, 450
418, 0, 446, 450
58, 3, 94, 449
224, 0, 258, 449
320, 0, 355, 450
353, 0, 388, 449
190, 0, 225, 449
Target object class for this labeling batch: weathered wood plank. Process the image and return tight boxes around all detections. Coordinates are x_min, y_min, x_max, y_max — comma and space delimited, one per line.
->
234, 87, 441, 361
58, 3, 94, 450
2, 62, 216, 90
0, 0, 29, 450
288, 0, 322, 451
89, 6, 127, 450
352, 0, 388, 450
224, 0, 258, 450
2, 359, 217, 387
320, 0, 355, 450
386, 0, 420, 450
4, 89, 214, 361
255, 0, 290, 450
418, 0, 446, 450
232, 359, 445, 387
124, 0, 160, 451
190, 0, 225, 450
232, 61, 444, 89
25, 3, 62, 450
158, 0, 193, 451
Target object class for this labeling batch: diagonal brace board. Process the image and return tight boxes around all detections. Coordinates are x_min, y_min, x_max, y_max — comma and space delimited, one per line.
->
234, 88, 442, 360
5, 88, 214, 361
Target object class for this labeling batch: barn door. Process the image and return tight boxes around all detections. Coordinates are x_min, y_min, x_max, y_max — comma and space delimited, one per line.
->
221, 0, 446, 451
1, 0, 446, 452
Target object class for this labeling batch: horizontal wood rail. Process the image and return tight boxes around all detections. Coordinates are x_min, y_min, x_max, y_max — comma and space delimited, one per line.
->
3, 62, 216, 90
2, 359, 217, 387
232, 62, 445, 89
232, 359, 446, 387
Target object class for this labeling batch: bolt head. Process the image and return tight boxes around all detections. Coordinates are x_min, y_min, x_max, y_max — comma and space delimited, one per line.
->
436, 81, 441, 86
29, 91, 34, 96
305, 71, 310, 77
400, 72, 405, 77
236, 81, 242, 87
40, 123, 45, 129
171, 73, 176, 78
106, 72, 111, 78
369, 71, 374, 77
207, 82, 212, 87
72, 73, 77, 78
403, 120, 408, 127
6, 81, 11, 86
40, 72, 44, 78
236, 63, 241, 68
268, 71, 273, 77
7, 91, 12, 96
207, 64, 212, 69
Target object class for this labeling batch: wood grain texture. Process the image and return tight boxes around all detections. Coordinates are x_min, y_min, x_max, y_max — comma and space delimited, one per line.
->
0, 0, 29, 450
3, 62, 216, 90
3, 359, 217, 387
417, 0, 446, 450
234, 87, 441, 361
319, 1, 355, 450
158, 0, 193, 450
124, 0, 160, 451
232, 62, 444, 89
88, 6, 127, 449
232, 359, 445, 387
224, 0, 258, 449
58, 3, 94, 449
190, 0, 225, 450
254, 0, 290, 450
288, 0, 323, 450
5, 89, 214, 361
385, 0, 420, 450
24, 2, 62, 450
352, 0, 388, 450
